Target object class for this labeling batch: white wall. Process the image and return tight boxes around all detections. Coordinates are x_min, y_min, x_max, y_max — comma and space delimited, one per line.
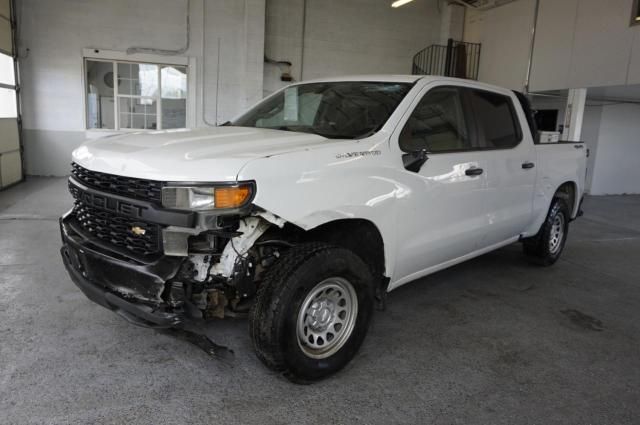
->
463, 0, 640, 194
463, 0, 535, 91
589, 103, 640, 195
18, 0, 266, 176
263, 0, 442, 95
464, 0, 640, 92
19, 0, 445, 175
531, 0, 640, 92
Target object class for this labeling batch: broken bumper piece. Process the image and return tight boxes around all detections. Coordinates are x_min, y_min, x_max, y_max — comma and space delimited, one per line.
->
60, 213, 186, 329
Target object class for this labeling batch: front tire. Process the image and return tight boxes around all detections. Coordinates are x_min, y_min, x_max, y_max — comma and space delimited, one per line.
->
249, 242, 374, 382
523, 197, 570, 265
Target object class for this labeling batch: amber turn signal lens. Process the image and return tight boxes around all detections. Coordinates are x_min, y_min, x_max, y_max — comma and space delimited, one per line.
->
214, 185, 252, 209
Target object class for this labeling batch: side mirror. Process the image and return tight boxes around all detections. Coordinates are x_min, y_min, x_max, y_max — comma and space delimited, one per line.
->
402, 148, 429, 173
399, 123, 430, 172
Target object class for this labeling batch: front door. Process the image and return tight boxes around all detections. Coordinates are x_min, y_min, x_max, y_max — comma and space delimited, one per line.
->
391, 84, 489, 284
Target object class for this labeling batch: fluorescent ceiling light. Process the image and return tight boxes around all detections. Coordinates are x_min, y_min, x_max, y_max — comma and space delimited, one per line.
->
391, 0, 415, 8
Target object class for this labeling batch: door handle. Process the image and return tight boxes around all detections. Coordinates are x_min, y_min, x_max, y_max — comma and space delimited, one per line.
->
522, 161, 535, 169
465, 167, 483, 176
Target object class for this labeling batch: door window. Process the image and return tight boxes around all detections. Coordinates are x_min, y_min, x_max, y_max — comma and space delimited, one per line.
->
399, 87, 471, 153
468, 89, 521, 149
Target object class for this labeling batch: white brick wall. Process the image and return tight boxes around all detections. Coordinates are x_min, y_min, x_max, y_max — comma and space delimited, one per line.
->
263, 0, 442, 95
18, 0, 266, 175
17, 0, 442, 175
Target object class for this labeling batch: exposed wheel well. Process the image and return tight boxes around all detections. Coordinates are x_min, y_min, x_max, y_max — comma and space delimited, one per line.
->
554, 181, 577, 217
304, 219, 386, 285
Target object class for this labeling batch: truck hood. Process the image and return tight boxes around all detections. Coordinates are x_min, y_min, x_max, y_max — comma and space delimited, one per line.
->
72, 126, 331, 181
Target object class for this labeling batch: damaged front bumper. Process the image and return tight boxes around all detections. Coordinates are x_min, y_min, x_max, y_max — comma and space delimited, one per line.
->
60, 212, 187, 328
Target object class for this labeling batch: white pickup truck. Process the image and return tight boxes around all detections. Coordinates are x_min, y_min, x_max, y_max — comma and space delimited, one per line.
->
60, 75, 586, 381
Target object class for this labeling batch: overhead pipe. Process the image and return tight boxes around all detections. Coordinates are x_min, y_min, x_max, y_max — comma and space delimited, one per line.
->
524, 0, 540, 93
299, 0, 307, 81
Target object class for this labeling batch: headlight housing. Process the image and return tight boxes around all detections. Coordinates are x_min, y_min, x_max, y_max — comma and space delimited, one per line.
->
161, 182, 255, 210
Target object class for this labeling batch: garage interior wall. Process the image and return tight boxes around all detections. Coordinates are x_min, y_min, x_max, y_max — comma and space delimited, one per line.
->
19, 0, 443, 176
17, 0, 265, 176
464, 0, 640, 92
464, 0, 640, 195
463, 0, 535, 91
263, 0, 442, 95
588, 103, 640, 195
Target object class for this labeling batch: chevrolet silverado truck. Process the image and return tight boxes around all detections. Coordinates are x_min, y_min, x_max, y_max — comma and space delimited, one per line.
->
60, 75, 586, 381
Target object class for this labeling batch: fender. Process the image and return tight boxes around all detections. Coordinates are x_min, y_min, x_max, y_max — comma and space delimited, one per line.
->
525, 179, 580, 237
236, 135, 405, 279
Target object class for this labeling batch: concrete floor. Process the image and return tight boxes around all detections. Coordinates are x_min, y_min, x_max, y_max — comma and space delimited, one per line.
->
1, 177, 640, 424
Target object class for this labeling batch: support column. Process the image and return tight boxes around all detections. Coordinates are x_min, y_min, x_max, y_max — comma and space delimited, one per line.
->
439, 3, 465, 45
562, 88, 587, 141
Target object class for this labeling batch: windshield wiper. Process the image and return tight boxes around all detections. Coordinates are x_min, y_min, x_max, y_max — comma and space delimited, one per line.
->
313, 132, 357, 140
272, 126, 299, 132
267, 125, 321, 136
354, 127, 380, 139
265, 126, 357, 140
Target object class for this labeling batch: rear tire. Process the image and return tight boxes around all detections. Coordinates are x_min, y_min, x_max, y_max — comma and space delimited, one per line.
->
523, 197, 570, 266
249, 242, 374, 382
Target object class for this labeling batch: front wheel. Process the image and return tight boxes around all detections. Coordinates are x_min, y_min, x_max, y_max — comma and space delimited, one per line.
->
249, 242, 374, 382
522, 197, 570, 265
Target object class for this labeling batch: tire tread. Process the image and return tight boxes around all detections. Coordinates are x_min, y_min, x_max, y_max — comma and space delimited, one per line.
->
522, 197, 569, 266
249, 242, 337, 372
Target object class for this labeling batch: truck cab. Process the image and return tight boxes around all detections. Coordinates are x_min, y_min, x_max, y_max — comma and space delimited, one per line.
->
60, 75, 586, 381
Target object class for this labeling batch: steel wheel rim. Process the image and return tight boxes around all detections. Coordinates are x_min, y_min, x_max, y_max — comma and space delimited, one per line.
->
296, 277, 358, 359
549, 213, 565, 254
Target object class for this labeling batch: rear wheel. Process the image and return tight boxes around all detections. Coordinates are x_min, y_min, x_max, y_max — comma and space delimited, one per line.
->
523, 197, 570, 265
249, 242, 374, 382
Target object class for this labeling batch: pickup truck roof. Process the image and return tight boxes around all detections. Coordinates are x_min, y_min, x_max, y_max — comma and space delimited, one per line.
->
301, 75, 515, 94
301, 74, 421, 83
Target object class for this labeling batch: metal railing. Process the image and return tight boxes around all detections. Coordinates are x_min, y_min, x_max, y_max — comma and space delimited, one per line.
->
412, 39, 481, 80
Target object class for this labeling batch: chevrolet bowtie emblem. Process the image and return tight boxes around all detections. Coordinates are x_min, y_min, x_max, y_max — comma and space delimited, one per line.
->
131, 226, 146, 236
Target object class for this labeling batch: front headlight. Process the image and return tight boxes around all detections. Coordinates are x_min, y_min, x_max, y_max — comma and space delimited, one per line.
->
162, 182, 254, 210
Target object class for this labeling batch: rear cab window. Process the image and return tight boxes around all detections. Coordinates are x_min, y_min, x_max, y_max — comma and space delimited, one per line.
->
467, 88, 522, 149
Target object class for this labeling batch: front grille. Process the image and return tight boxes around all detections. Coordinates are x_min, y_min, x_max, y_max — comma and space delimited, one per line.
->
71, 162, 164, 204
73, 201, 162, 257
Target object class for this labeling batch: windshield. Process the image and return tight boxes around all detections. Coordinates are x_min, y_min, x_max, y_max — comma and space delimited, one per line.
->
231, 81, 412, 139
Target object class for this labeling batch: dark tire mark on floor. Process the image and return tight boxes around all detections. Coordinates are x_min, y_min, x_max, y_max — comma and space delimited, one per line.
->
561, 309, 604, 331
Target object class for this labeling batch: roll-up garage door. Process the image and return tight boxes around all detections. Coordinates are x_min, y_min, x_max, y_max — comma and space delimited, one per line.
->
0, 0, 22, 189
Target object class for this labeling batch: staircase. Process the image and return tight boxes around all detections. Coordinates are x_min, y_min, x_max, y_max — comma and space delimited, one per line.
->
412, 39, 481, 80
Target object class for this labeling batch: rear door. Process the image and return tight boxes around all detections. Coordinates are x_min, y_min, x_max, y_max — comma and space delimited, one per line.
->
466, 88, 536, 246
0, 0, 22, 189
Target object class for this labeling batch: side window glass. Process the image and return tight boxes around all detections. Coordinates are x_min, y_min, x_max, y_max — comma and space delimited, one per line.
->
469, 89, 521, 149
399, 87, 471, 153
